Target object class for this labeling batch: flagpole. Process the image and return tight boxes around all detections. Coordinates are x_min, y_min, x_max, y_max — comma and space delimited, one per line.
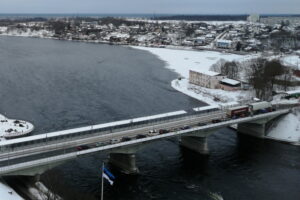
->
101, 162, 104, 200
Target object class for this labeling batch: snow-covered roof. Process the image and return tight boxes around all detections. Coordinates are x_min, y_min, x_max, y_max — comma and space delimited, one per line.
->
220, 78, 240, 86
190, 69, 220, 76
216, 39, 233, 44
285, 90, 300, 95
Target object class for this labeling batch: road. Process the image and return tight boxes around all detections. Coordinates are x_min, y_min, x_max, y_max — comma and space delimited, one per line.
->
0, 110, 226, 167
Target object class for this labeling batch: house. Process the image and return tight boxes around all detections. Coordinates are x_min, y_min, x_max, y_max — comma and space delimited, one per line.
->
215, 39, 234, 49
219, 78, 241, 91
189, 69, 225, 89
194, 37, 206, 45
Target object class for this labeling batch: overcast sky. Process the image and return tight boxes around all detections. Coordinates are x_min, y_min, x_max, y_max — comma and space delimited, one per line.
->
1, 0, 300, 14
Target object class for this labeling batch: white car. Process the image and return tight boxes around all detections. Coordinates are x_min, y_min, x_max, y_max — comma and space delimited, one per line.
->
110, 138, 120, 144
147, 129, 157, 136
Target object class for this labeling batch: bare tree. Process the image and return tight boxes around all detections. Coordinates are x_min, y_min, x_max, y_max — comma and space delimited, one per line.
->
246, 58, 290, 100
220, 61, 240, 79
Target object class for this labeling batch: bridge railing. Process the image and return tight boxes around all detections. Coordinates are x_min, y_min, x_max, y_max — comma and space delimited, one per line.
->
0, 108, 291, 171
0, 108, 292, 169
0, 110, 225, 154
0, 104, 294, 154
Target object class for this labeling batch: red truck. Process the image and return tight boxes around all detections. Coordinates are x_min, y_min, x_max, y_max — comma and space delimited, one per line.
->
226, 106, 249, 118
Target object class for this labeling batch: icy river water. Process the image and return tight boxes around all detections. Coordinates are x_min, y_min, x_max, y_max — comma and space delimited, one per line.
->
0, 36, 299, 200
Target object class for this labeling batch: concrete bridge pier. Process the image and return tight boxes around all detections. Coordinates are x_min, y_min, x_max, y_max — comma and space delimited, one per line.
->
180, 129, 216, 155
180, 136, 209, 155
109, 153, 139, 174
108, 144, 143, 174
237, 113, 286, 138
237, 123, 266, 138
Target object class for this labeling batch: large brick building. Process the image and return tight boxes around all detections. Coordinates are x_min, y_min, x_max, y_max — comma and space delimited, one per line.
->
189, 69, 226, 89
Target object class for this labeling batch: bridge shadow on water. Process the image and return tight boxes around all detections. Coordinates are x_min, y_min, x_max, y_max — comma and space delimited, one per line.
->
179, 147, 210, 172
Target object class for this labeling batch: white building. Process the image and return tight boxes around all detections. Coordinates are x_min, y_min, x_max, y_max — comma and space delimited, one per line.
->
247, 14, 260, 23
215, 39, 234, 49
189, 69, 225, 89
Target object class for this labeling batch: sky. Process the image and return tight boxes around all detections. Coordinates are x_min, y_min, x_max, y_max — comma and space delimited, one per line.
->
0, 0, 300, 14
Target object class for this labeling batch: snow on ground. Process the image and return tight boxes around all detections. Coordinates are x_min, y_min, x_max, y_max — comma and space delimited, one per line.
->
281, 55, 300, 69
0, 27, 7, 33
0, 115, 34, 140
268, 108, 300, 143
136, 46, 300, 144
133, 46, 257, 106
0, 28, 54, 38
172, 79, 253, 106
0, 181, 24, 200
133, 46, 255, 78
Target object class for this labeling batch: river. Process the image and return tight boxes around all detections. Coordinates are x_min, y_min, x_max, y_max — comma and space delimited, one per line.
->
0, 36, 299, 200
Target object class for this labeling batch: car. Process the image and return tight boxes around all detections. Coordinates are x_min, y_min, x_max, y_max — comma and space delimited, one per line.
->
148, 129, 157, 133
94, 142, 102, 147
76, 145, 90, 151
180, 126, 190, 130
136, 134, 147, 139
110, 138, 120, 144
212, 119, 222, 123
197, 122, 207, 126
148, 129, 158, 136
159, 129, 169, 134
121, 137, 131, 142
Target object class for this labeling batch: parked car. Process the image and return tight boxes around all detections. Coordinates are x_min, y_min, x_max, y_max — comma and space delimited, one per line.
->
76, 145, 90, 151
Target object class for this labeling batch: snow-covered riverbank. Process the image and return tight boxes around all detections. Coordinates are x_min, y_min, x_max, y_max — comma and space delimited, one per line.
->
133, 46, 255, 78
134, 46, 300, 144
0, 181, 23, 200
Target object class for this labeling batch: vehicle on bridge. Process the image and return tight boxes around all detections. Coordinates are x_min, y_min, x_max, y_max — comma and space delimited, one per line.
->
227, 106, 249, 118
227, 101, 273, 118
159, 129, 169, 134
76, 145, 90, 151
248, 101, 273, 114
121, 137, 132, 142
110, 138, 120, 144
136, 134, 147, 139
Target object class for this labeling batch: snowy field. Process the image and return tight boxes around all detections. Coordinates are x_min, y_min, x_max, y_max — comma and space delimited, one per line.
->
133, 46, 256, 105
133, 46, 255, 78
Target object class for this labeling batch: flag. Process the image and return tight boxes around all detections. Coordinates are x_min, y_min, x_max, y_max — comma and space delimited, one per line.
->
103, 167, 115, 185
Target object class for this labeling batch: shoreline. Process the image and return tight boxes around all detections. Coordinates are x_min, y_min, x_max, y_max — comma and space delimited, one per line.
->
0, 33, 250, 56
131, 45, 300, 145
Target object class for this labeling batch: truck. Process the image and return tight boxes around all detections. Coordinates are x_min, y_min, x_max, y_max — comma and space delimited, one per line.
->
248, 101, 272, 114
226, 106, 249, 118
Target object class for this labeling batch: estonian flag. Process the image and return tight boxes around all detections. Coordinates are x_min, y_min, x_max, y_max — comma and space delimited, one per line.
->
103, 167, 115, 185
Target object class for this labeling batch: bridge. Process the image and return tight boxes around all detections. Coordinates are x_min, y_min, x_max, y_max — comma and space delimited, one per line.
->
0, 104, 297, 177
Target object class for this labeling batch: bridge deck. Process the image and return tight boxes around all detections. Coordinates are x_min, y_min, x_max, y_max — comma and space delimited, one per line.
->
0, 108, 290, 175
